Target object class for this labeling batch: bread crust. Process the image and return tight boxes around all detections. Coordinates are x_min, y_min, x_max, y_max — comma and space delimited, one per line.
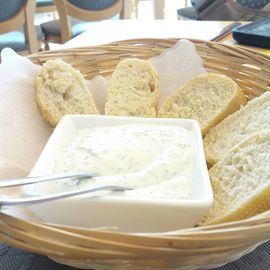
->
36, 59, 99, 127
158, 73, 246, 135
204, 91, 270, 166
201, 131, 270, 225
105, 58, 160, 117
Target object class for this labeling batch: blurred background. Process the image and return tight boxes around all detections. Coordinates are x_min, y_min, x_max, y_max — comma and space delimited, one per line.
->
0, 0, 269, 54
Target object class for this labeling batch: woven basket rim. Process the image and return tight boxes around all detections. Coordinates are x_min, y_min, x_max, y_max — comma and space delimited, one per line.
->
3, 38, 270, 269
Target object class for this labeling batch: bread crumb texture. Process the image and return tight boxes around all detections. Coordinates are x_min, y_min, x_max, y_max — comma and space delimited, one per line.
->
158, 73, 246, 135
201, 131, 270, 225
204, 91, 270, 166
36, 59, 98, 127
105, 58, 160, 117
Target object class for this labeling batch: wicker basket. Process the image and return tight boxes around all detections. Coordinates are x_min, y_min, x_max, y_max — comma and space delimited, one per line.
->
2, 39, 270, 270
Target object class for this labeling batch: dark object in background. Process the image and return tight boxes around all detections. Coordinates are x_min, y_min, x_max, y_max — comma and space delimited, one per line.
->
178, 0, 270, 21
232, 16, 270, 48
190, 0, 215, 12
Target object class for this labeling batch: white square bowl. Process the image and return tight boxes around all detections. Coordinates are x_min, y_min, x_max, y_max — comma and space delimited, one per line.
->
24, 115, 213, 233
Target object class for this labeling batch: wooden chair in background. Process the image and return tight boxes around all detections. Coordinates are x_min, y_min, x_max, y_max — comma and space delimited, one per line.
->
41, 0, 124, 48
0, 0, 39, 54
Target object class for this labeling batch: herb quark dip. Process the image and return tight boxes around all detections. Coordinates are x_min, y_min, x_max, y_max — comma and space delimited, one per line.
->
52, 124, 194, 200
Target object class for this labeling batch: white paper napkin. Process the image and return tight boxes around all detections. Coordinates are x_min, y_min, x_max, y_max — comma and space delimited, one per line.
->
85, 75, 108, 115
149, 39, 206, 108
0, 49, 52, 178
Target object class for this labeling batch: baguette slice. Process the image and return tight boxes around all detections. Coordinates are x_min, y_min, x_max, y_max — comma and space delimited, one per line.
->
200, 131, 270, 225
105, 58, 160, 117
36, 59, 99, 127
204, 91, 270, 166
158, 73, 246, 135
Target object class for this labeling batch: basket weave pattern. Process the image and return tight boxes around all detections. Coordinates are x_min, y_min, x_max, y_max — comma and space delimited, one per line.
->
2, 39, 270, 269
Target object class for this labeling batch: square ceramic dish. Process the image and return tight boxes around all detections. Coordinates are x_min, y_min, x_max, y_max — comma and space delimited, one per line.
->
23, 115, 213, 233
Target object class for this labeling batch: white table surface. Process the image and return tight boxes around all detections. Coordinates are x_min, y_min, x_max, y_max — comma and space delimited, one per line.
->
62, 20, 232, 48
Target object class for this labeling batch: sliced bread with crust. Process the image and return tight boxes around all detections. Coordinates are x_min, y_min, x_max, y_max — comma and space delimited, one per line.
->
204, 91, 270, 166
158, 73, 246, 135
36, 59, 99, 127
105, 58, 160, 117
200, 131, 270, 225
